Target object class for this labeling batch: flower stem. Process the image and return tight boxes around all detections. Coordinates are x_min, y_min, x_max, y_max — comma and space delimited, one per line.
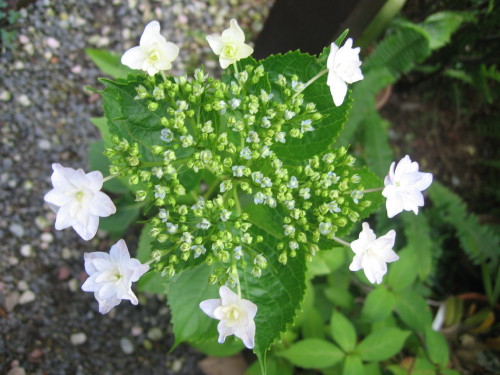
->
332, 236, 350, 247
233, 187, 242, 216
160, 71, 168, 83
292, 68, 328, 98
103, 175, 116, 183
362, 187, 384, 193
233, 62, 239, 76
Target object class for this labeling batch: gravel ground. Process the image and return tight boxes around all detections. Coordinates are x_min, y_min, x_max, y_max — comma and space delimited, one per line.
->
0, 1, 273, 374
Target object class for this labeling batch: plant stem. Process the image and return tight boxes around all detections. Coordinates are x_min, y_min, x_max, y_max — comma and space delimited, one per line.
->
292, 68, 328, 98
160, 71, 168, 83
332, 236, 350, 247
363, 187, 384, 193
103, 175, 116, 183
233, 62, 239, 76
233, 187, 242, 216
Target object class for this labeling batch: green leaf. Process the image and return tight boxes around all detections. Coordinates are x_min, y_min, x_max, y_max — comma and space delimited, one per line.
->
192, 336, 244, 357
420, 11, 474, 51
401, 213, 434, 280
90, 116, 113, 146
136, 224, 165, 294
87, 140, 131, 194
276, 339, 345, 369
394, 291, 433, 332
361, 287, 396, 322
166, 265, 220, 347
245, 356, 294, 375
424, 327, 449, 366
308, 248, 345, 276
98, 195, 140, 238
85, 48, 138, 79
356, 328, 409, 361
241, 221, 307, 364
363, 112, 393, 178
387, 247, 419, 292
330, 310, 357, 352
260, 51, 351, 163
364, 363, 383, 375
343, 355, 365, 375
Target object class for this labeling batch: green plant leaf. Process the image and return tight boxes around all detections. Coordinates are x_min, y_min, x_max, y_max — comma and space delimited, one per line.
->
88, 140, 131, 195
387, 247, 419, 292
98, 195, 140, 238
136, 224, 165, 294
90, 116, 113, 146
362, 112, 393, 178
394, 291, 433, 332
361, 287, 396, 322
165, 265, 219, 347
401, 213, 434, 280
420, 11, 474, 51
245, 355, 294, 375
85, 48, 139, 79
260, 51, 351, 163
330, 310, 357, 352
343, 355, 365, 375
192, 336, 244, 357
276, 338, 345, 369
424, 327, 449, 366
241, 221, 307, 366
308, 248, 345, 276
356, 327, 410, 361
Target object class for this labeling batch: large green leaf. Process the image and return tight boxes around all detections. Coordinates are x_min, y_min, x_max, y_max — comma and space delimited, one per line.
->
260, 51, 351, 163
401, 213, 434, 280
356, 327, 410, 361
85, 48, 138, 79
424, 327, 449, 366
387, 247, 419, 292
362, 112, 393, 178
330, 310, 357, 352
343, 355, 365, 375
420, 11, 474, 51
276, 338, 345, 369
241, 221, 307, 365
394, 291, 433, 332
361, 287, 396, 322
165, 265, 220, 347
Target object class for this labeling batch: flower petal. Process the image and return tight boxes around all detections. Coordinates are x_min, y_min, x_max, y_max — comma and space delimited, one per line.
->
221, 19, 245, 44
90, 191, 116, 217
140, 20, 163, 47
235, 319, 255, 349
328, 73, 348, 106
54, 204, 74, 230
98, 296, 122, 314
121, 46, 147, 70
72, 214, 99, 241
237, 43, 254, 60
199, 298, 222, 319
109, 239, 130, 264
84, 251, 110, 275
219, 285, 239, 306
206, 35, 223, 55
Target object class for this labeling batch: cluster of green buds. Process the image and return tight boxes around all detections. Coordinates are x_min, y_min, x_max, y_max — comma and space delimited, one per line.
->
103, 62, 372, 287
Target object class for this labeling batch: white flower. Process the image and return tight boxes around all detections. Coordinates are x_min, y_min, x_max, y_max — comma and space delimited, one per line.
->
382, 155, 433, 218
326, 38, 364, 106
81, 240, 149, 314
199, 286, 257, 349
349, 222, 398, 284
206, 19, 254, 69
121, 20, 179, 76
44, 163, 116, 241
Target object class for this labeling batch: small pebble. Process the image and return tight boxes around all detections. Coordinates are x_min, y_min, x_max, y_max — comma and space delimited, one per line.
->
17, 95, 31, 107
19, 290, 36, 305
9, 224, 24, 238
46, 37, 60, 49
120, 337, 135, 354
147, 327, 164, 341
17, 281, 29, 291
7, 367, 26, 375
38, 139, 52, 151
70, 332, 87, 346
61, 247, 72, 259
5, 292, 20, 312
41, 232, 54, 243
131, 326, 143, 336
20, 244, 32, 257
0, 90, 12, 101
171, 358, 183, 372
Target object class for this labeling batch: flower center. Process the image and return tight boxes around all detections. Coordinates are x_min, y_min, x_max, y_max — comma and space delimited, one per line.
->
221, 43, 238, 59
148, 49, 161, 64
223, 304, 243, 323
75, 191, 84, 202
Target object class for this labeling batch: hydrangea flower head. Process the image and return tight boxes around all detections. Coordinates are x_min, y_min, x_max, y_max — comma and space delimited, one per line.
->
43, 163, 116, 241
81, 239, 149, 314
326, 38, 364, 106
382, 155, 433, 218
349, 222, 398, 284
199, 286, 257, 349
121, 20, 179, 76
206, 19, 254, 69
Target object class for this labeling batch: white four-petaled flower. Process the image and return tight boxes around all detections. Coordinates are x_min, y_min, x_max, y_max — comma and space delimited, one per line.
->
349, 222, 398, 284
121, 20, 180, 76
382, 155, 433, 218
199, 286, 257, 349
43, 163, 116, 241
326, 38, 364, 106
206, 19, 254, 69
81, 239, 149, 314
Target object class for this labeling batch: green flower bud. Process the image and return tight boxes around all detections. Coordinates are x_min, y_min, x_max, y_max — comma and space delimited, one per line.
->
147, 101, 158, 111
135, 190, 147, 202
